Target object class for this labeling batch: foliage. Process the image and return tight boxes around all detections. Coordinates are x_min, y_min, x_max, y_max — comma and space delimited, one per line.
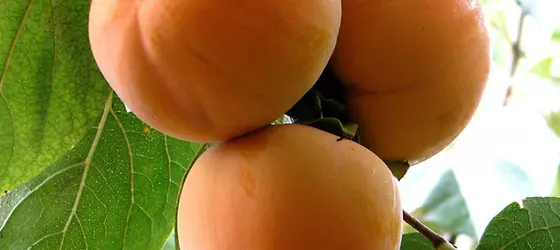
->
0, 0, 559, 249
400, 233, 434, 250
477, 197, 560, 250
0, 95, 203, 249
410, 170, 476, 239
0, 0, 110, 192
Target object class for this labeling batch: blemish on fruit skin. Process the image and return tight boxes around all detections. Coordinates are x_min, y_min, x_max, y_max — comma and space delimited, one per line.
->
3, 189, 8, 194
143, 127, 151, 134
239, 168, 256, 198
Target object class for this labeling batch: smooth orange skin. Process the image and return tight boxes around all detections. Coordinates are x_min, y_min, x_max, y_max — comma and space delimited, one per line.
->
177, 124, 403, 250
88, 0, 341, 142
331, 0, 490, 164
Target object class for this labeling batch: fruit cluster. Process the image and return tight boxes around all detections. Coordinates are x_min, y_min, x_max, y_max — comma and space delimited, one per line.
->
88, 0, 490, 249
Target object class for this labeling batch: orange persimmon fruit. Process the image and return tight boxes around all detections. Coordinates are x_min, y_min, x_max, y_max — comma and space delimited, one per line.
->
177, 124, 403, 250
88, 0, 341, 142
331, 0, 491, 164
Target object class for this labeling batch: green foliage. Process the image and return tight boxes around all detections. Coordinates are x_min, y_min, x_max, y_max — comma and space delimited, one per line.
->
400, 233, 434, 250
531, 57, 556, 79
0, 0, 110, 191
551, 163, 560, 197
0, 94, 203, 250
553, 29, 560, 41
547, 111, 560, 138
477, 197, 560, 250
162, 233, 177, 250
415, 170, 477, 239
0, 0, 559, 249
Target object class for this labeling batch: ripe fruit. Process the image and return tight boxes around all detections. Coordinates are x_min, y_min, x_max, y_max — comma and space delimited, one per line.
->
330, 0, 490, 164
88, 0, 341, 142
177, 124, 403, 250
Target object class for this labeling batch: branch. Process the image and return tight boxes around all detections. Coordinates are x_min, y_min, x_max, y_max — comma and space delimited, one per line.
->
448, 234, 458, 245
510, 9, 527, 77
403, 210, 456, 250
504, 9, 528, 106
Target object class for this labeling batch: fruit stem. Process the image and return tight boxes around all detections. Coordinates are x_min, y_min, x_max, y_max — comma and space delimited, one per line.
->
403, 210, 457, 250
385, 161, 410, 180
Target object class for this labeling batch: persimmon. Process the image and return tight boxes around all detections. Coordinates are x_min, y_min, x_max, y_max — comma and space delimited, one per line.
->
177, 124, 403, 250
330, 0, 490, 164
88, 0, 341, 142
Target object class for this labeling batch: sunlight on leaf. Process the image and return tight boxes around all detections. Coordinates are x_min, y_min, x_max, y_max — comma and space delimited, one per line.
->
0, 0, 110, 192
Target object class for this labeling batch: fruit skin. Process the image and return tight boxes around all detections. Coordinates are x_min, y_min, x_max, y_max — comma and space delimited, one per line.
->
177, 124, 403, 250
331, 0, 490, 164
88, 0, 341, 142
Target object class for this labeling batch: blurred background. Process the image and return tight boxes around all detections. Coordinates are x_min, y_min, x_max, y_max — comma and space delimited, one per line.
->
397, 0, 560, 248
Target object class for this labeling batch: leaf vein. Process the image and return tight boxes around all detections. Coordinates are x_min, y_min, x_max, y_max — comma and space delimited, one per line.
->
27, 231, 62, 249
84, 184, 107, 208
0, 162, 84, 232
74, 213, 88, 250
501, 225, 560, 249
110, 109, 135, 250
0, 0, 34, 91
164, 136, 171, 215
0, 93, 16, 179
91, 164, 114, 194
58, 93, 113, 250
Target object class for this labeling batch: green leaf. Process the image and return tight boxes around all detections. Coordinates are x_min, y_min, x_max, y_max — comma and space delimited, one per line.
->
530, 57, 554, 78
0, 0, 110, 191
551, 163, 560, 197
546, 111, 560, 138
163, 233, 177, 250
415, 170, 477, 239
0, 93, 204, 250
476, 197, 560, 250
400, 233, 434, 250
553, 29, 560, 41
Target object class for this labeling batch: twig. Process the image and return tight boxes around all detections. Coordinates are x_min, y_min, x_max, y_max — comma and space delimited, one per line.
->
403, 210, 456, 249
510, 10, 527, 77
448, 234, 458, 245
504, 9, 527, 106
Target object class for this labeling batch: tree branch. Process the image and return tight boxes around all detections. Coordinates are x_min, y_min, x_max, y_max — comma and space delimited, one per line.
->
504, 9, 528, 106
448, 234, 458, 245
403, 210, 456, 249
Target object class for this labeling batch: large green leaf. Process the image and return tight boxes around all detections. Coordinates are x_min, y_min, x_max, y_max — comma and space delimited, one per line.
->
0, 93, 203, 250
476, 197, 560, 250
0, 0, 110, 191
